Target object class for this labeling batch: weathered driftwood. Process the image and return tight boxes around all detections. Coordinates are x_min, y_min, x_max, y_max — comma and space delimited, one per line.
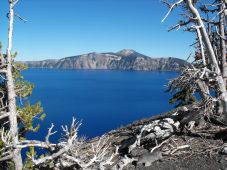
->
2, 0, 227, 169
94, 104, 227, 169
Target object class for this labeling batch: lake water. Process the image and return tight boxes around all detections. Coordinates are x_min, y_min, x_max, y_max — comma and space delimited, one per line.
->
23, 69, 178, 142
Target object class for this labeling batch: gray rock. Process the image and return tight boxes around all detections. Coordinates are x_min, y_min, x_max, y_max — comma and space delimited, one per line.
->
21, 49, 188, 71
137, 150, 163, 167
130, 147, 149, 157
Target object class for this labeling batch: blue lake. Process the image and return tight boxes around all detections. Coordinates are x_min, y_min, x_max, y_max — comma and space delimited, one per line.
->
23, 69, 178, 142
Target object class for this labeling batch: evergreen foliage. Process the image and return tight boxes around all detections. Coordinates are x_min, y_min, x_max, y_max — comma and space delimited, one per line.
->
0, 45, 45, 168
168, 88, 196, 108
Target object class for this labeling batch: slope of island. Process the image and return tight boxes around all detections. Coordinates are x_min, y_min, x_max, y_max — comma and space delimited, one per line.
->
22, 49, 188, 71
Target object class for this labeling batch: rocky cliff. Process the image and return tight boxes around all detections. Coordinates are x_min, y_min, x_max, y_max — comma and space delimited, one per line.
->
23, 49, 188, 71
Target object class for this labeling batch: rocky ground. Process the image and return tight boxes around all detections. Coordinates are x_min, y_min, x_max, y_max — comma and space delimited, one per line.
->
86, 105, 227, 170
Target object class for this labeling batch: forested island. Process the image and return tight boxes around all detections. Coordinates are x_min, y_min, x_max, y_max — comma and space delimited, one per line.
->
22, 49, 187, 71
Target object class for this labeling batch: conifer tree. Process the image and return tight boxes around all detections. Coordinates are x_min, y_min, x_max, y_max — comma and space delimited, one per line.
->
0, 2, 113, 169
0, 0, 45, 169
163, 0, 227, 122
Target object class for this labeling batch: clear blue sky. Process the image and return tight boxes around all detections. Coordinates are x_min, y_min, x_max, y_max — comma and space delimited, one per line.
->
0, 0, 194, 61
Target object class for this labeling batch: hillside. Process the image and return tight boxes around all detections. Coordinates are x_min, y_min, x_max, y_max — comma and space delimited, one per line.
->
23, 49, 188, 71
84, 104, 227, 170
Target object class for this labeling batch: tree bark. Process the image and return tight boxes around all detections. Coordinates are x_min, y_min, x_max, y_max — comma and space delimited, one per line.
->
219, 1, 227, 86
218, 1, 227, 120
6, 3, 23, 170
186, 0, 227, 120
197, 79, 209, 99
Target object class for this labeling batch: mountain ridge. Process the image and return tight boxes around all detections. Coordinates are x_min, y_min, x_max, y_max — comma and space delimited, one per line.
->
22, 49, 188, 71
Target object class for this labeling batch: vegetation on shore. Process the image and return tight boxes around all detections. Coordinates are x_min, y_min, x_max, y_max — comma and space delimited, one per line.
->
1, 0, 227, 169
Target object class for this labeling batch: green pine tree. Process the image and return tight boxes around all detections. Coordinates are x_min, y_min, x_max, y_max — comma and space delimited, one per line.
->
166, 79, 196, 108
0, 47, 45, 169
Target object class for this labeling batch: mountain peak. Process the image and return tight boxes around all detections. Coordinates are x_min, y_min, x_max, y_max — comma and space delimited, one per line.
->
117, 49, 137, 56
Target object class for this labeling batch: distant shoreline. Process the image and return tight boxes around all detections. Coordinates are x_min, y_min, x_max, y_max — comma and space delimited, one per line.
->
25, 67, 181, 73
21, 49, 187, 72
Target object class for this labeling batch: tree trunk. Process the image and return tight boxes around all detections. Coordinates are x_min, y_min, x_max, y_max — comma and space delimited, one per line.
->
218, 1, 227, 121
6, 3, 23, 170
219, 1, 227, 86
186, 0, 227, 120
197, 80, 209, 99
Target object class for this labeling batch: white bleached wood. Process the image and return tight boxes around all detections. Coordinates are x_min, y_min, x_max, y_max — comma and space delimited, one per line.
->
6, 2, 23, 169
161, 0, 184, 23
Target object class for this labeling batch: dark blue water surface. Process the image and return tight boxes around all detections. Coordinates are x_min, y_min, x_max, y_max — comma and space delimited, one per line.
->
23, 69, 178, 142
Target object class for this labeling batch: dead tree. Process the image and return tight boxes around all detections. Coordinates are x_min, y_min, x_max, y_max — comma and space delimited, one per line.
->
3, 0, 227, 169
0, 1, 116, 169
5, 0, 23, 169
163, 0, 227, 122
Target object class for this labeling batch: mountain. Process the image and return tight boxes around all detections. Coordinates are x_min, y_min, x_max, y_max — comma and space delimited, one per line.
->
23, 49, 188, 71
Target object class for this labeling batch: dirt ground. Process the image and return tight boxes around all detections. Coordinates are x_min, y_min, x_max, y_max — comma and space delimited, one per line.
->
134, 155, 226, 170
